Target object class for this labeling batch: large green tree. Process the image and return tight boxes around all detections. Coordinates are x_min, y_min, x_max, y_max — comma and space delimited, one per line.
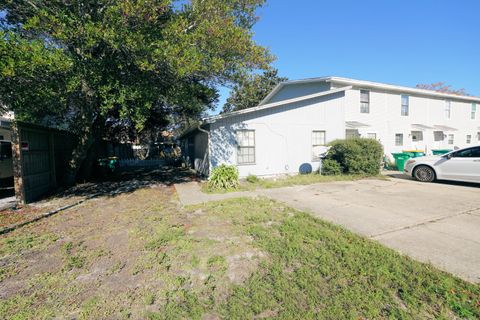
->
222, 67, 287, 113
0, 0, 272, 183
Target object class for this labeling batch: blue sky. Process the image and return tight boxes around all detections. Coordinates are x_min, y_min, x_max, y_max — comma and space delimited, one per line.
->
214, 0, 479, 113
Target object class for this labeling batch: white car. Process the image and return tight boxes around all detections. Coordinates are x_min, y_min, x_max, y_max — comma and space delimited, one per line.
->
404, 145, 480, 183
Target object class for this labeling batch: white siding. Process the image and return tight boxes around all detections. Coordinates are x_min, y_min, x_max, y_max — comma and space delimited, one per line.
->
344, 89, 480, 159
197, 80, 480, 177
265, 82, 332, 104
209, 92, 345, 177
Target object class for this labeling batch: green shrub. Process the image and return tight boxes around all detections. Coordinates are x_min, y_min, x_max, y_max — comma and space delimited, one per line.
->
321, 159, 342, 175
325, 138, 383, 175
246, 174, 259, 183
208, 164, 239, 190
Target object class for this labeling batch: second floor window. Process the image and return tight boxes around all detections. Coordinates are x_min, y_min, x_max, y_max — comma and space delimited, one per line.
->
401, 95, 409, 116
472, 103, 477, 120
360, 90, 370, 113
445, 100, 451, 119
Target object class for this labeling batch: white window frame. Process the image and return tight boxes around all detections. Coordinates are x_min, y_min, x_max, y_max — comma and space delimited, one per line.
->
395, 133, 403, 146
346, 129, 360, 139
445, 100, 451, 119
472, 103, 477, 120
367, 133, 377, 140
411, 131, 423, 142
448, 134, 454, 145
401, 95, 409, 116
433, 131, 444, 142
236, 130, 255, 165
466, 135, 472, 144
360, 90, 370, 114
311, 130, 326, 162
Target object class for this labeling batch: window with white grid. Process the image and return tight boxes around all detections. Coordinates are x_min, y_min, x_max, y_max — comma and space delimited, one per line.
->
311, 131, 326, 161
395, 133, 403, 146
360, 90, 370, 113
401, 95, 409, 116
445, 100, 451, 119
236, 130, 255, 165
472, 103, 477, 120
448, 134, 454, 145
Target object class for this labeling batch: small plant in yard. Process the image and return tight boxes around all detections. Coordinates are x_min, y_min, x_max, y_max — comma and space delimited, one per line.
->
207, 164, 239, 191
321, 159, 343, 175
246, 174, 259, 183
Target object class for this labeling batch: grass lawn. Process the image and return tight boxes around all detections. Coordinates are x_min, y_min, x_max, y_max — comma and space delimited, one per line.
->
0, 187, 478, 319
202, 173, 388, 193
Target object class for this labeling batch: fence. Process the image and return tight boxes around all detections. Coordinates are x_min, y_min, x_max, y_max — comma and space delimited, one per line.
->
118, 158, 166, 168
12, 121, 77, 203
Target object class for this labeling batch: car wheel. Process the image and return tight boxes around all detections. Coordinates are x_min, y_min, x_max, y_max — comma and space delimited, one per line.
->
413, 165, 435, 182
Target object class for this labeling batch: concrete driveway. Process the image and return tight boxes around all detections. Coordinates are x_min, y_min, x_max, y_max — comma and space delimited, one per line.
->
260, 176, 480, 283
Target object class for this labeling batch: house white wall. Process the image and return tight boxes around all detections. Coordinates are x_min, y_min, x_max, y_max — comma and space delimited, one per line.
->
209, 91, 345, 177
194, 77, 480, 177
343, 88, 480, 159
264, 82, 332, 104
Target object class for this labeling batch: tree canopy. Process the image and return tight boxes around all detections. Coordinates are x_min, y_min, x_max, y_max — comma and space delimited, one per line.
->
416, 82, 469, 96
222, 67, 287, 113
0, 0, 273, 182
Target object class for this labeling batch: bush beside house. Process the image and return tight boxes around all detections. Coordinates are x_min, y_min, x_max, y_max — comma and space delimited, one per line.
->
323, 138, 383, 176
208, 164, 240, 191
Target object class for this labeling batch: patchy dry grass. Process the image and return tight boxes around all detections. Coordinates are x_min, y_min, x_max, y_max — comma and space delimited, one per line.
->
202, 173, 388, 194
1, 184, 478, 319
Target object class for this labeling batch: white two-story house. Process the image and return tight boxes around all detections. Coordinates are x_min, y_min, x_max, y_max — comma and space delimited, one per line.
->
181, 77, 480, 177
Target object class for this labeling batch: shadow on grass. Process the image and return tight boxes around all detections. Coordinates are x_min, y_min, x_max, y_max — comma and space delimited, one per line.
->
57, 166, 199, 199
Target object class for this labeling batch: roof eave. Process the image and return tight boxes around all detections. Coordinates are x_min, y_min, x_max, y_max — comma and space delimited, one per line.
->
328, 77, 480, 103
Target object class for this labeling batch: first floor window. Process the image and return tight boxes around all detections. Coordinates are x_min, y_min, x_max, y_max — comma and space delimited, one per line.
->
448, 134, 454, 145
360, 90, 370, 113
346, 129, 360, 139
411, 131, 423, 142
395, 133, 403, 146
311, 130, 326, 161
236, 130, 255, 165
367, 133, 377, 140
466, 135, 472, 144
433, 131, 444, 142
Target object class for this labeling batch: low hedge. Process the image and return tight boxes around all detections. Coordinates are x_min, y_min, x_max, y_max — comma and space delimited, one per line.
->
323, 138, 383, 175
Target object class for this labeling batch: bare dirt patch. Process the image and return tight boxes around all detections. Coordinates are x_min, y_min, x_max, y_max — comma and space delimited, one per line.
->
0, 174, 263, 319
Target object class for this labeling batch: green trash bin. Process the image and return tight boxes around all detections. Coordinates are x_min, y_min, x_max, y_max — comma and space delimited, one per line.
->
402, 150, 425, 158
392, 153, 412, 171
432, 149, 453, 155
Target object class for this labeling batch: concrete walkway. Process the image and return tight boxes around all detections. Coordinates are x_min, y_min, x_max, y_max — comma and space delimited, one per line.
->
175, 178, 480, 283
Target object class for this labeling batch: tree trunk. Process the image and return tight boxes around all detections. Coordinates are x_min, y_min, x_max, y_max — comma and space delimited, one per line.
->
64, 123, 94, 186
64, 79, 98, 186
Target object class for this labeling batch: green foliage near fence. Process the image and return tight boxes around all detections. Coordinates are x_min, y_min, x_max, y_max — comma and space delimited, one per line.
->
323, 138, 383, 176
